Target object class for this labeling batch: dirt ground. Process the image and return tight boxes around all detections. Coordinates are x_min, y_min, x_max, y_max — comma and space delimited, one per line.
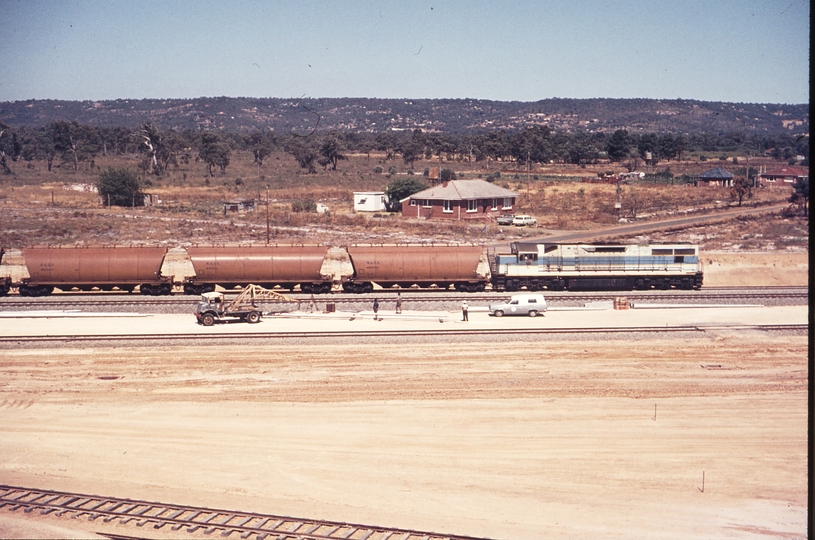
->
0, 337, 809, 539
701, 252, 809, 287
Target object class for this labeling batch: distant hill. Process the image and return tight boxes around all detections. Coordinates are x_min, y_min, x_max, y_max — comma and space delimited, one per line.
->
0, 97, 808, 136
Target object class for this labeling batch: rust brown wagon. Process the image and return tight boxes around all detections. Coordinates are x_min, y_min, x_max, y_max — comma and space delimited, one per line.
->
342, 244, 489, 293
19, 246, 171, 296
183, 245, 334, 295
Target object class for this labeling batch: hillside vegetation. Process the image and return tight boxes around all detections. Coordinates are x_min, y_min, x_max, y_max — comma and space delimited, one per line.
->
1, 97, 809, 135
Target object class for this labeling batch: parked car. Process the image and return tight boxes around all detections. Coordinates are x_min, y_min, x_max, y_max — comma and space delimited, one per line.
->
512, 215, 537, 226
496, 214, 515, 225
489, 293, 547, 317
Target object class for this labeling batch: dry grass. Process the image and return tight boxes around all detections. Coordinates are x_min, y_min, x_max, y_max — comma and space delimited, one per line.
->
0, 151, 806, 251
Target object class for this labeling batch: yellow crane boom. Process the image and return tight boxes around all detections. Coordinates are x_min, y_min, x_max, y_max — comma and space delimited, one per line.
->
225, 284, 300, 314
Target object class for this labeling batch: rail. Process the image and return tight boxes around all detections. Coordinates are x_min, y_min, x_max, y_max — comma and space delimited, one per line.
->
0, 484, 490, 540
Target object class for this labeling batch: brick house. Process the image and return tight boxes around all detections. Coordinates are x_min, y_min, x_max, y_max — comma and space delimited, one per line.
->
400, 180, 519, 221
758, 166, 808, 188
694, 167, 734, 187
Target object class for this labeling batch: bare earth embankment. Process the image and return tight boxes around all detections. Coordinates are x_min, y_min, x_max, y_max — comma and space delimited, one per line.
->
0, 324, 809, 540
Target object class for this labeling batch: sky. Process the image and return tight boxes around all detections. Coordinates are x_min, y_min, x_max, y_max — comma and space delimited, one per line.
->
0, 0, 810, 104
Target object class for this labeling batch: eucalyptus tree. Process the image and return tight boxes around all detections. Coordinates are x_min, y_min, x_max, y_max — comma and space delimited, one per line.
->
198, 132, 231, 176
318, 133, 348, 170
46, 120, 101, 170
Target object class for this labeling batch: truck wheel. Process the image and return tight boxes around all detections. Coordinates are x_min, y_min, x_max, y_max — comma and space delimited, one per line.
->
528, 310, 538, 317
201, 313, 216, 327
493, 310, 504, 317
246, 311, 261, 324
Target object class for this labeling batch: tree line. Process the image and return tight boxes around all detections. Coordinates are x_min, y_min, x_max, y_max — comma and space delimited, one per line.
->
0, 121, 808, 178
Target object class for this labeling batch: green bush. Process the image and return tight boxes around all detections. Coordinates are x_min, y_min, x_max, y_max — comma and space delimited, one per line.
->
291, 198, 316, 213
97, 167, 144, 207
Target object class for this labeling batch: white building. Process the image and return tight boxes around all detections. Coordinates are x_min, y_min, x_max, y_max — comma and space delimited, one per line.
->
354, 192, 387, 212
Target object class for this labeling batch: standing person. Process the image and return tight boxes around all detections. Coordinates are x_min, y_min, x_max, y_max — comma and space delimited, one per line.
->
373, 298, 380, 320
461, 300, 468, 321
395, 293, 402, 314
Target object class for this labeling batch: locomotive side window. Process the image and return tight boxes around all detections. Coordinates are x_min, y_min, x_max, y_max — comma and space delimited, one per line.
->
652, 249, 673, 256
593, 247, 626, 253
674, 248, 696, 255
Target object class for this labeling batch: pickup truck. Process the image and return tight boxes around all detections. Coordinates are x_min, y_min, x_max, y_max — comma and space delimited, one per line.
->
496, 214, 515, 225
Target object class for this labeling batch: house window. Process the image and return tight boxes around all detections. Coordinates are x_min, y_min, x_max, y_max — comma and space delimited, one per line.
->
410, 200, 417, 206
503, 198, 513, 209
422, 199, 432, 208
443, 200, 453, 213
491, 199, 499, 210
466, 200, 477, 212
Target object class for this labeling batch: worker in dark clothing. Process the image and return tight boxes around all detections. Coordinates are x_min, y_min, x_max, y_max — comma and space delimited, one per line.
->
373, 298, 380, 320
395, 293, 402, 314
461, 300, 468, 321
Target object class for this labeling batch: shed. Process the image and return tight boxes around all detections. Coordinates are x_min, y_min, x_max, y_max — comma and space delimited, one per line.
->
222, 199, 255, 214
354, 192, 387, 212
694, 168, 733, 187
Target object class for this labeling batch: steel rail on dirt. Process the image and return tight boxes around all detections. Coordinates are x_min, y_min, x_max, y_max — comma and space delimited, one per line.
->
0, 287, 808, 311
0, 325, 807, 345
0, 484, 490, 540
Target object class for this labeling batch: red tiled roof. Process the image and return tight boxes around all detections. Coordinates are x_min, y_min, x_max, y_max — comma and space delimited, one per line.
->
761, 167, 807, 178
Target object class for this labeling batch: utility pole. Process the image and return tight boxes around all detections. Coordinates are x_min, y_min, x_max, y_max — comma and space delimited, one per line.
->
526, 150, 530, 195
265, 185, 270, 245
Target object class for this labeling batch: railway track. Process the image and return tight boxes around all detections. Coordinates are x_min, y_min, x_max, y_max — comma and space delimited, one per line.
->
0, 325, 807, 346
0, 286, 807, 312
0, 484, 489, 540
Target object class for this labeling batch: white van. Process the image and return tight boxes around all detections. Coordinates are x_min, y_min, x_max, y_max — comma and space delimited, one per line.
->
489, 293, 547, 317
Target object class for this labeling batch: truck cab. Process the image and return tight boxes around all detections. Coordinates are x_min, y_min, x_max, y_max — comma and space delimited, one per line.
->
194, 291, 262, 326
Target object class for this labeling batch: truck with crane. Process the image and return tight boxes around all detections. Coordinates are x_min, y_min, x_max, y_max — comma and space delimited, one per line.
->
194, 284, 299, 326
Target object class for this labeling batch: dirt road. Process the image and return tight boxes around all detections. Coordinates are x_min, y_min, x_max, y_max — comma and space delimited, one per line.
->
0, 326, 808, 539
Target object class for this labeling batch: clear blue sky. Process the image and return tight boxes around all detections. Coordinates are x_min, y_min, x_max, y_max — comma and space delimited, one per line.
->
1, 0, 809, 104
